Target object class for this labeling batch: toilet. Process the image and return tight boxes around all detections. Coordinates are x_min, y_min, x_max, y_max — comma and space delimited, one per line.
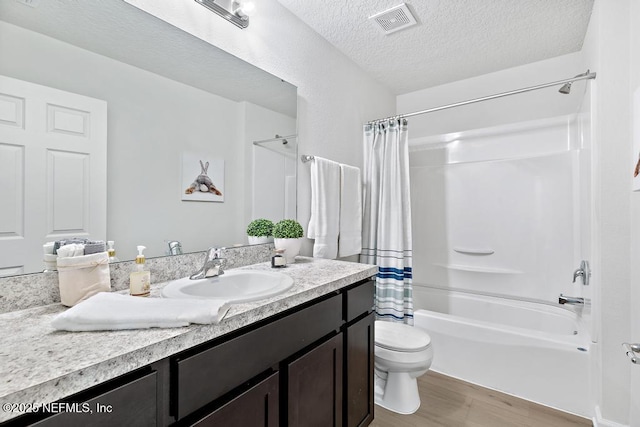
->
374, 320, 433, 415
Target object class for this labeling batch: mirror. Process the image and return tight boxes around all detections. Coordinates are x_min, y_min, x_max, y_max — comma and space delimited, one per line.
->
0, 0, 297, 275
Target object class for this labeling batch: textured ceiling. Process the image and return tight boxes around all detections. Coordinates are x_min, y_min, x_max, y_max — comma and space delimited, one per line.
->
0, 0, 297, 117
276, 0, 594, 95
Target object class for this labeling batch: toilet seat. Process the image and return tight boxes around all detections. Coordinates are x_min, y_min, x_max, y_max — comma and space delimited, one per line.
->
375, 321, 431, 352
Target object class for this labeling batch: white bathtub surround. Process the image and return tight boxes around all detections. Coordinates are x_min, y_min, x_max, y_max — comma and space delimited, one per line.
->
409, 114, 590, 304
307, 156, 341, 259
413, 285, 591, 417
407, 111, 593, 417
361, 119, 414, 324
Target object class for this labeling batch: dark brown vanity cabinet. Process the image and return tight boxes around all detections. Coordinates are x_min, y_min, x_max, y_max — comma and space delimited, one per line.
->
174, 279, 374, 427
5, 278, 374, 427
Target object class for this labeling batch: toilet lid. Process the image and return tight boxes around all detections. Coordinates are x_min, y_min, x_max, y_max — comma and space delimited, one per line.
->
375, 321, 431, 352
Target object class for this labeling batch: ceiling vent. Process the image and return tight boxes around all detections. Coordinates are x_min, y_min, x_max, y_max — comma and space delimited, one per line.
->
368, 3, 417, 35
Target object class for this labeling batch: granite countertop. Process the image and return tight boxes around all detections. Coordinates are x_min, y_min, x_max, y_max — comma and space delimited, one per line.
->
0, 257, 377, 422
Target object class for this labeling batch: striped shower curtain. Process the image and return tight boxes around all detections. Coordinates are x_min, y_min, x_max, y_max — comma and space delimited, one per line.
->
361, 119, 413, 325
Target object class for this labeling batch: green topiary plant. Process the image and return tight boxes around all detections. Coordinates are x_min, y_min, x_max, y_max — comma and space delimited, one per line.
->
246, 219, 274, 237
273, 219, 304, 239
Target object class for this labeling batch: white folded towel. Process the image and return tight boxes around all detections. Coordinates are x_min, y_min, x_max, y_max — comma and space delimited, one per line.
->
51, 292, 230, 331
307, 156, 341, 259
338, 164, 362, 257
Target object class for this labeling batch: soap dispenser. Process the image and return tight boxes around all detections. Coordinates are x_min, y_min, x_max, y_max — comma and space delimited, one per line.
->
107, 241, 120, 263
130, 245, 150, 297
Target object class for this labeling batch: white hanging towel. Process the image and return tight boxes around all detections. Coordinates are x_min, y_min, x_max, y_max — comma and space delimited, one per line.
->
307, 156, 341, 259
51, 292, 230, 331
338, 164, 362, 257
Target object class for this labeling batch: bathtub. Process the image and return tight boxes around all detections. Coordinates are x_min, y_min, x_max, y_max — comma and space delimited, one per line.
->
412, 285, 591, 418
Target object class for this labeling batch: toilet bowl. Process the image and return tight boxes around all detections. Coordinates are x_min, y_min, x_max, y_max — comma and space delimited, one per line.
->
374, 320, 433, 415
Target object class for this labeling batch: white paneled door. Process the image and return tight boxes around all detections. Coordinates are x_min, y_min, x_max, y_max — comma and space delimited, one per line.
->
0, 75, 107, 276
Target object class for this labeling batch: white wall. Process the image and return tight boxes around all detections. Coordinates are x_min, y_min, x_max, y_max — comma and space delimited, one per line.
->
582, 1, 635, 425
0, 21, 248, 260
124, 0, 396, 256
629, 0, 640, 424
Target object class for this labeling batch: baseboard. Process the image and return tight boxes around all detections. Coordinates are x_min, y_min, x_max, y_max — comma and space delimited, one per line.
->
592, 406, 629, 427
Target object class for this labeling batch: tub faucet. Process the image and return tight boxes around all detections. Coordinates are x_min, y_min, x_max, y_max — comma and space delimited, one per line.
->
190, 247, 225, 280
558, 294, 584, 305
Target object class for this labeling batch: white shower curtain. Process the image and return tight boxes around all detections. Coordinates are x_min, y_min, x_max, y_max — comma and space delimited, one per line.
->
361, 119, 413, 325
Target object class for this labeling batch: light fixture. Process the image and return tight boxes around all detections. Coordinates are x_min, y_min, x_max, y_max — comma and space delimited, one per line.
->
194, 0, 252, 29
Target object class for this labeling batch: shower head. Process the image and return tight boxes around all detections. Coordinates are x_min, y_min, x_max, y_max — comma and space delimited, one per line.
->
558, 82, 572, 94
558, 70, 592, 95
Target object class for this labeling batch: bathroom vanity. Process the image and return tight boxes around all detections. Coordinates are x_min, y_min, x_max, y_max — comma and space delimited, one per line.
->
0, 258, 377, 427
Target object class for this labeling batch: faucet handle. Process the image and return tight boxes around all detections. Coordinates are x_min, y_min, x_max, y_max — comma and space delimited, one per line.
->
207, 247, 225, 260
572, 260, 590, 286
572, 269, 584, 283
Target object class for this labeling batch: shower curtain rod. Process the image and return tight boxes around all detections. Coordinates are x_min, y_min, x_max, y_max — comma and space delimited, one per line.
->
367, 70, 596, 125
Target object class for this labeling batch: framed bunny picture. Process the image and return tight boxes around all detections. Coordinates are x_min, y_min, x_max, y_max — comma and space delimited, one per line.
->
181, 151, 225, 202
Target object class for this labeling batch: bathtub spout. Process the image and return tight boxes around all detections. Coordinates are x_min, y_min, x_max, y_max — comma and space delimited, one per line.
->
558, 294, 584, 305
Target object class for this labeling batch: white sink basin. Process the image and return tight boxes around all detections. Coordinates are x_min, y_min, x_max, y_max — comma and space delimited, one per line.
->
161, 270, 294, 303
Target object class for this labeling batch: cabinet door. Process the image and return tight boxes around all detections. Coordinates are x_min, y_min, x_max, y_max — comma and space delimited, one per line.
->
191, 372, 279, 427
288, 334, 343, 427
346, 312, 374, 427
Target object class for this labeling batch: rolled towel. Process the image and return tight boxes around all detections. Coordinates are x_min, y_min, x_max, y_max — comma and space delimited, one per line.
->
51, 292, 231, 331
57, 243, 85, 258
84, 241, 106, 255
54, 238, 88, 254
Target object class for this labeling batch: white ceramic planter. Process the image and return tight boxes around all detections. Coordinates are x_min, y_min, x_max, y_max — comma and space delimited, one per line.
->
274, 237, 302, 263
248, 236, 273, 245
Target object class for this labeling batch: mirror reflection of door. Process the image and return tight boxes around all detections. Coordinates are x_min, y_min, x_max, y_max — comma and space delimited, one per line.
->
0, 75, 107, 276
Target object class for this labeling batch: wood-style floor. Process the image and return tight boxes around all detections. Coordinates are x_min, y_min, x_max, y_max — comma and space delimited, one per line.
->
370, 371, 592, 427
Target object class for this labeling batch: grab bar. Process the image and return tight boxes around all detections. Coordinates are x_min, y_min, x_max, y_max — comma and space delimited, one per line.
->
622, 342, 640, 365
453, 248, 495, 255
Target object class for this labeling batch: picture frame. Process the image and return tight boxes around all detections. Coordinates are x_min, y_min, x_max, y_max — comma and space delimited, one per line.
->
181, 151, 225, 202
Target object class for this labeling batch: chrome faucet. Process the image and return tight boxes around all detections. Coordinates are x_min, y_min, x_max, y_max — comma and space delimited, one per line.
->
572, 260, 590, 286
190, 247, 225, 280
168, 240, 183, 256
558, 294, 585, 305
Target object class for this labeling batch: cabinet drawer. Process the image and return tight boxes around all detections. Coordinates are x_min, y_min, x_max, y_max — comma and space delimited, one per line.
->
32, 371, 157, 427
346, 280, 374, 322
175, 293, 342, 419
